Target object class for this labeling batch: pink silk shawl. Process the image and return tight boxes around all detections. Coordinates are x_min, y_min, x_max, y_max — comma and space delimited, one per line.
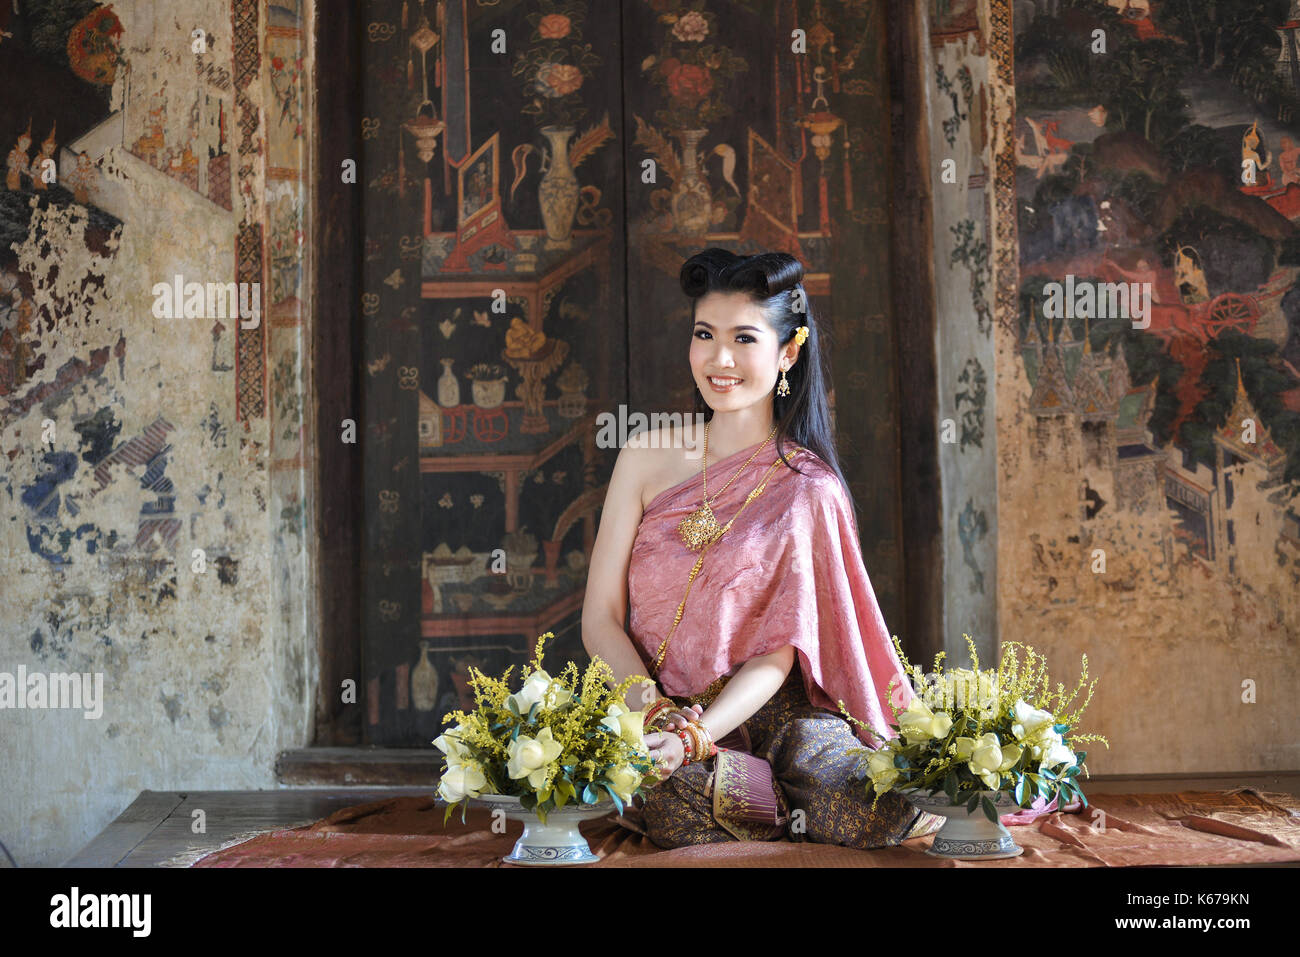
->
627, 439, 916, 747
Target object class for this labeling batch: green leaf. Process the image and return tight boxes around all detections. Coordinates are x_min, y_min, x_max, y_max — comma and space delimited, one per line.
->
980, 795, 999, 824
507, 697, 520, 717
966, 793, 981, 813
1053, 724, 1070, 734
1014, 776, 1027, 806
443, 802, 456, 827
1065, 765, 1080, 777
944, 770, 959, 804
1076, 751, 1088, 765
582, 783, 598, 804
603, 784, 625, 815
527, 701, 540, 724
893, 754, 910, 769
554, 787, 569, 808
1041, 766, 1057, 780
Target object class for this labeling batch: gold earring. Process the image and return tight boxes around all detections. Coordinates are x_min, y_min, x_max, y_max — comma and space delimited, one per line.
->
777, 366, 790, 397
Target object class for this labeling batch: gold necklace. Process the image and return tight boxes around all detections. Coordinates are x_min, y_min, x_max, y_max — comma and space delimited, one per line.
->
675, 421, 779, 551
654, 449, 802, 674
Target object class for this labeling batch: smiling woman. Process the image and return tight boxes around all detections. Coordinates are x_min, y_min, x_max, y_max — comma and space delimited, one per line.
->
581, 249, 943, 849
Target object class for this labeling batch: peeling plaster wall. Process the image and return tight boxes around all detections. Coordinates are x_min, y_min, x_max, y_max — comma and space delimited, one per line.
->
0, 0, 316, 867
982, 0, 1299, 775
927, 21, 1000, 669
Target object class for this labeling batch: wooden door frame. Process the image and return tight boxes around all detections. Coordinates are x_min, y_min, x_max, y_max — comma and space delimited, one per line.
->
310, 0, 362, 745
305, 0, 943, 747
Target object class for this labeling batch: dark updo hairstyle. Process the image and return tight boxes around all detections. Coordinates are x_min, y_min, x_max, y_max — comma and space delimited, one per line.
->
679, 247, 858, 533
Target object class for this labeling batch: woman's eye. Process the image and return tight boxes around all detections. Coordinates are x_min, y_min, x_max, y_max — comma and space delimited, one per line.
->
693, 330, 754, 343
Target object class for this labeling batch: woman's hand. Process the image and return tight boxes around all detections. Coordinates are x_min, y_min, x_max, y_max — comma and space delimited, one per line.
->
658, 703, 704, 731
644, 730, 686, 779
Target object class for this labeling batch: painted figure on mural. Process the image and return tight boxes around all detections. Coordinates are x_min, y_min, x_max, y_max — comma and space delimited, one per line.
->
1242, 121, 1272, 187
66, 151, 96, 206
6, 120, 32, 191
584, 250, 1065, 850
31, 123, 56, 192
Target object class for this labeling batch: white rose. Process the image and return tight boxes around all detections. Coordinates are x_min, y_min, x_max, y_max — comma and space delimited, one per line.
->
507, 670, 571, 715
507, 726, 564, 789
1042, 739, 1077, 770
955, 733, 1022, 790
432, 728, 470, 767
606, 764, 641, 803
1012, 699, 1055, 738
600, 702, 647, 751
438, 762, 487, 803
898, 699, 953, 744
865, 748, 900, 792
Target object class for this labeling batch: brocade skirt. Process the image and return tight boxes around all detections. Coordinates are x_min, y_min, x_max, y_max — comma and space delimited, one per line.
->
628, 664, 945, 850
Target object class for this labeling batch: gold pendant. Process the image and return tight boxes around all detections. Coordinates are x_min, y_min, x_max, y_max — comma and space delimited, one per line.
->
677, 502, 724, 551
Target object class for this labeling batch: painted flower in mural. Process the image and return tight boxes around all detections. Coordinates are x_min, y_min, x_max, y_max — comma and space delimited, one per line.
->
514, 1, 600, 127
534, 61, 584, 99
66, 6, 125, 86
270, 55, 306, 139
671, 11, 709, 43
661, 59, 713, 107
642, 6, 747, 129
538, 14, 572, 40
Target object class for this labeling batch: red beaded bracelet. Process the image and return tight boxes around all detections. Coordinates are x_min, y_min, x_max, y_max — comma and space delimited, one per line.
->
675, 727, 694, 764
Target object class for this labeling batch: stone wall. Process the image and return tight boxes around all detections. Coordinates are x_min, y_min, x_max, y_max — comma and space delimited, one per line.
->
0, 0, 316, 867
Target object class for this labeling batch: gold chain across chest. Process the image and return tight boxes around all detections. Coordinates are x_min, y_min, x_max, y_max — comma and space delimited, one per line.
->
675, 423, 779, 551
652, 446, 805, 679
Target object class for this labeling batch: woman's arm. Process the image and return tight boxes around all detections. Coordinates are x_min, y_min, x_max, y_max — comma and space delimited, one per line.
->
691, 644, 795, 744
581, 439, 660, 710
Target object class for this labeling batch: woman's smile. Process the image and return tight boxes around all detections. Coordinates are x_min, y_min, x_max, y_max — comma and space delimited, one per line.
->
707, 375, 743, 392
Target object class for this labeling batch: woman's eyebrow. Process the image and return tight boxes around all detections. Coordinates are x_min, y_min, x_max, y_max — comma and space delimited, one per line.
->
693, 321, 764, 333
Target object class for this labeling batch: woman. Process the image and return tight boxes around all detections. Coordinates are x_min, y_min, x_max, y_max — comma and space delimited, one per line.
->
581, 248, 944, 849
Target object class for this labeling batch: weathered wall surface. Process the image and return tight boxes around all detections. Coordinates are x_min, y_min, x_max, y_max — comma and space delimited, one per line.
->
986, 0, 1300, 774
0, 0, 315, 867
928, 4, 1000, 669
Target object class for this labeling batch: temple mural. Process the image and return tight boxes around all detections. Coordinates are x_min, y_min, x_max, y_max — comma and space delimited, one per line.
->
996, 0, 1300, 772
361, 0, 899, 745
0, 0, 316, 865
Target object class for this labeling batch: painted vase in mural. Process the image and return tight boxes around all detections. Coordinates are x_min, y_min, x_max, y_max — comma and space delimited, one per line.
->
502, 527, 538, 591
411, 640, 439, 713
556, 362, 589, 418
671, 129, 713, 237
437, 358, 460, 407
538, 125, 578, 248
469, 363, 508, 409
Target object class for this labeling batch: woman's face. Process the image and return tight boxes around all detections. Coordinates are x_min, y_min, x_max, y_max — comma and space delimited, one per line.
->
689, 291, 782, 409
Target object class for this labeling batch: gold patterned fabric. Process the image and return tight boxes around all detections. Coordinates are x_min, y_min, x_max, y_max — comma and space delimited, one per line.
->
636, 664, 944, 850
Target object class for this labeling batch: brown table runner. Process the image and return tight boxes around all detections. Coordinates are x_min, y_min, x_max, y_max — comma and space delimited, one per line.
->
192, 787, 1300, 867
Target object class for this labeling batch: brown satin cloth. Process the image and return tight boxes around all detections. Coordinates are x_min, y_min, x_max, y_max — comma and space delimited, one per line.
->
192, 787, 1300, 867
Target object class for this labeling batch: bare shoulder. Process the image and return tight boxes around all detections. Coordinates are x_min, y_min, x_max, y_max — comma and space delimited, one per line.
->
625, 423, 690, 510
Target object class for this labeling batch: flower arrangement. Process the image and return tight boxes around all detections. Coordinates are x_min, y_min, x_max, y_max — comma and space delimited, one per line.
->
844, 634, 1110, 824
641, 1, 749, 129
512, 2, 600, 129
434, 632, 657, 825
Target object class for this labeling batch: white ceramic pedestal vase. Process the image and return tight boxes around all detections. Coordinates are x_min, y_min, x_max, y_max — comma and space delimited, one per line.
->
473, 793, 613, 865
901, 788, 1025, 860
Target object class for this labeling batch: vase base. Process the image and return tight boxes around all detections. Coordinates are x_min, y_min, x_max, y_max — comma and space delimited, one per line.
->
927, 835, 1024, 860
503, 844, 600, 866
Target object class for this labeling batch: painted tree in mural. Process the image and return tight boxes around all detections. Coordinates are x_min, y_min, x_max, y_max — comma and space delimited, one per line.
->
1016, 0, 1300, 490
